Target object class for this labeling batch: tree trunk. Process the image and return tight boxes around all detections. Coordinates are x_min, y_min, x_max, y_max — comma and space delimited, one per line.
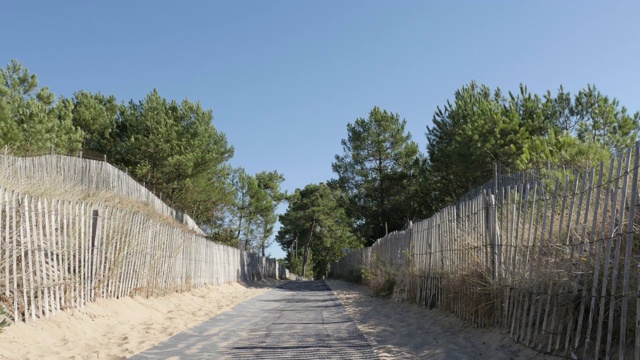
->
236, 212, 244, 239
378, 155, 386, 237
244, 226, 250, 252
301, 218, 315, 278
293, 237, 297, 259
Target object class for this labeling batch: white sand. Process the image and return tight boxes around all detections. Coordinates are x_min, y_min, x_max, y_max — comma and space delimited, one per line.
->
1, 279, 562, 359
0, 280, 282, 360
327, 280, 560, 360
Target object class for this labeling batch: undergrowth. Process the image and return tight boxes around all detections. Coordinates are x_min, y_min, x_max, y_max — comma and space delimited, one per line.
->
0, 304, 10, 332
361, 256, 397, 298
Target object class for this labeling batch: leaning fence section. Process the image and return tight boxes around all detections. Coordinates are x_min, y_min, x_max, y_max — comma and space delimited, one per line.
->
0, 153, 202, 233
0, 186, 291, 324
332, 142, 640, 359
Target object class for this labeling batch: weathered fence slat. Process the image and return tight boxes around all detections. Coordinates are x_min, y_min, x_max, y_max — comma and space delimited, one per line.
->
1, 189, 4, 299
536, 178, 560, 351
11, 191, 19, 322
573, 167, 596, 352
545, 176, 568, 353
620, 144, 639, 358
562, 172, 581, 354
581, 162, 605, 358
593, 155, 619, 360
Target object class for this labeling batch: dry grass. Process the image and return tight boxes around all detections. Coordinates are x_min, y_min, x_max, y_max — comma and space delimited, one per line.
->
0, 170, 197, 235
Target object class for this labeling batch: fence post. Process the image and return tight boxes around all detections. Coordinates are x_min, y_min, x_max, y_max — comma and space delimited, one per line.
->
485, 192, 495, 281
486, 163, 500, 281
90, 210, 99, 300
494, 163, 502, 280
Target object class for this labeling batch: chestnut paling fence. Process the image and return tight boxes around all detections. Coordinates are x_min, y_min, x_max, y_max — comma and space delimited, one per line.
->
332, 143, 640, 359
0, 188, 292, 324
0, 153, 296, 325
0, 151, 202, 233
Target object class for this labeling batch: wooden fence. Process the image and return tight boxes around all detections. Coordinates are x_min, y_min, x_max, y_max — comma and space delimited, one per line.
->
0, 186, 292, 324
332, 143, 640, 359
0, 152, 202, 233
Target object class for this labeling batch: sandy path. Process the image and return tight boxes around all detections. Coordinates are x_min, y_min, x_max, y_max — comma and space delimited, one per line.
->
1, 279, 563, 359
0, 280, 282, 360
327, 280, 560, 360
132, 280, 376, 359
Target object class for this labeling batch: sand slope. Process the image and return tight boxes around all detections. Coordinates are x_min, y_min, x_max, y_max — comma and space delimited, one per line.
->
1, 279, 563, 359
327, 280, 560, 360
0, 281, 281, 360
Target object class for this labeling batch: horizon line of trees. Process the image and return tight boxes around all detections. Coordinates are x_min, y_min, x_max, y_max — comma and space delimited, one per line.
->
0, 59, 283, 256
3, 59, 638, 279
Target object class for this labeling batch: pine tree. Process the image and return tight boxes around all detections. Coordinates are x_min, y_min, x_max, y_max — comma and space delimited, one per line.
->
0, 60, 82, 153
332, 107, 420, 245
277, 183, 360, 278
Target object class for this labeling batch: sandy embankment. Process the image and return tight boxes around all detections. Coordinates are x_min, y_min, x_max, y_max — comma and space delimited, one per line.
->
1, 279, 562, 360
0, 280, 282, 360
327, 280, 560, 360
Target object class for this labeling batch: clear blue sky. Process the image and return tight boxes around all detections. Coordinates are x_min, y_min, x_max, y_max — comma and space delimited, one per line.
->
3, 1, 639, 258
